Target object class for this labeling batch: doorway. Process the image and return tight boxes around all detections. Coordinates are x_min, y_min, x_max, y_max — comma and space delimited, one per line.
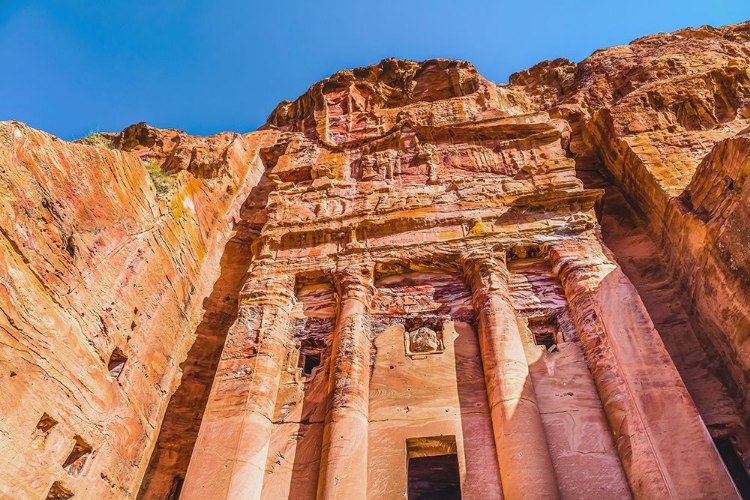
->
406, 436, 462, 500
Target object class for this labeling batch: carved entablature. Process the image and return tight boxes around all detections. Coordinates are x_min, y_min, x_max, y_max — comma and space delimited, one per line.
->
263, 203, 598, 263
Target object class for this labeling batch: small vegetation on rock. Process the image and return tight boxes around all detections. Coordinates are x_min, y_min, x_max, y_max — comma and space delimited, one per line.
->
80, 132, 114, 149
145, 162, 172, 196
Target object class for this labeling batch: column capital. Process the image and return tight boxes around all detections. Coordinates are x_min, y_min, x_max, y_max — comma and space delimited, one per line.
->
239, 272, 296, 308
333, 263, 374, 303
460, 249, 510, 295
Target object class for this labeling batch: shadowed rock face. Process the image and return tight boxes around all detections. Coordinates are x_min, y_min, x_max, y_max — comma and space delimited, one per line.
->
528, 22, 750, 423
1, 19, 750, 500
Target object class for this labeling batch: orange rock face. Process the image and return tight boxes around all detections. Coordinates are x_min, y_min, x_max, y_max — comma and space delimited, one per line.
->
1, 20, 750, 500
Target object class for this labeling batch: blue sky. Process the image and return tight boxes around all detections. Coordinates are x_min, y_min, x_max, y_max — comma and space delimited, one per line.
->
2, 1, 748, 139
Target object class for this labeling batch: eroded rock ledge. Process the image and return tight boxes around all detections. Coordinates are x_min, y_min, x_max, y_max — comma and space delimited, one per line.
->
0, 19, 749, 500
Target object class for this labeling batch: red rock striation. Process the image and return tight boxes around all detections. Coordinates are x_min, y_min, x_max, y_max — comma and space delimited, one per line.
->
0, 122, 276, 498
1, 20, 750, 500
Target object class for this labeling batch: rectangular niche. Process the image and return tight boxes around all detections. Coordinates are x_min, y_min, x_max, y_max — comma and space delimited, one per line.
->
299, 350, 321, 377
403, 317, 446, 358
63, 435, 92, 476
45, 481, 73, 500
527, 316, 561, 350
406, 435, 461, 500
107, 347, 128, 379
36, 413, 58, 433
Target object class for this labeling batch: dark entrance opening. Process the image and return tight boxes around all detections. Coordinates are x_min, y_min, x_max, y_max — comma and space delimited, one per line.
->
408, 453, 462, 500
301, 353, 321, 377
528, 316, 560, 350
714, 438, 750, 499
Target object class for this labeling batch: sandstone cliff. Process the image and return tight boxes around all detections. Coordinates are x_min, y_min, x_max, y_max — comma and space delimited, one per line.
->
0, 20, 749, 500
0, 122, 276, 498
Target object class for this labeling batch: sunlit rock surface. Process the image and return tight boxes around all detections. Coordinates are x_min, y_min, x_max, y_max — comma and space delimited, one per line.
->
1, 20, 749, 500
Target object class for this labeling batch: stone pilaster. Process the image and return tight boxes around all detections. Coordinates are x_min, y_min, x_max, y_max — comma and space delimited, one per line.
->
181, 272, 296, 500
462, 251, 561, 500
316, 263, 374, 500
547, 237, 740, 499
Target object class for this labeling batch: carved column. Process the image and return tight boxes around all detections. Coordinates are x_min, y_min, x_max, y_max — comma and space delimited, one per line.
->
463, 251, 560, 500
547, 238, 740, 499
181, 272, 295, 500
316, 264, 373, 500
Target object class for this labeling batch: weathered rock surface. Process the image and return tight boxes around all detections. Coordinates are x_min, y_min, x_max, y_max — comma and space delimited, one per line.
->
1, 19, 749, 500
511, 21, 750, 424
0, 122, 275, 498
